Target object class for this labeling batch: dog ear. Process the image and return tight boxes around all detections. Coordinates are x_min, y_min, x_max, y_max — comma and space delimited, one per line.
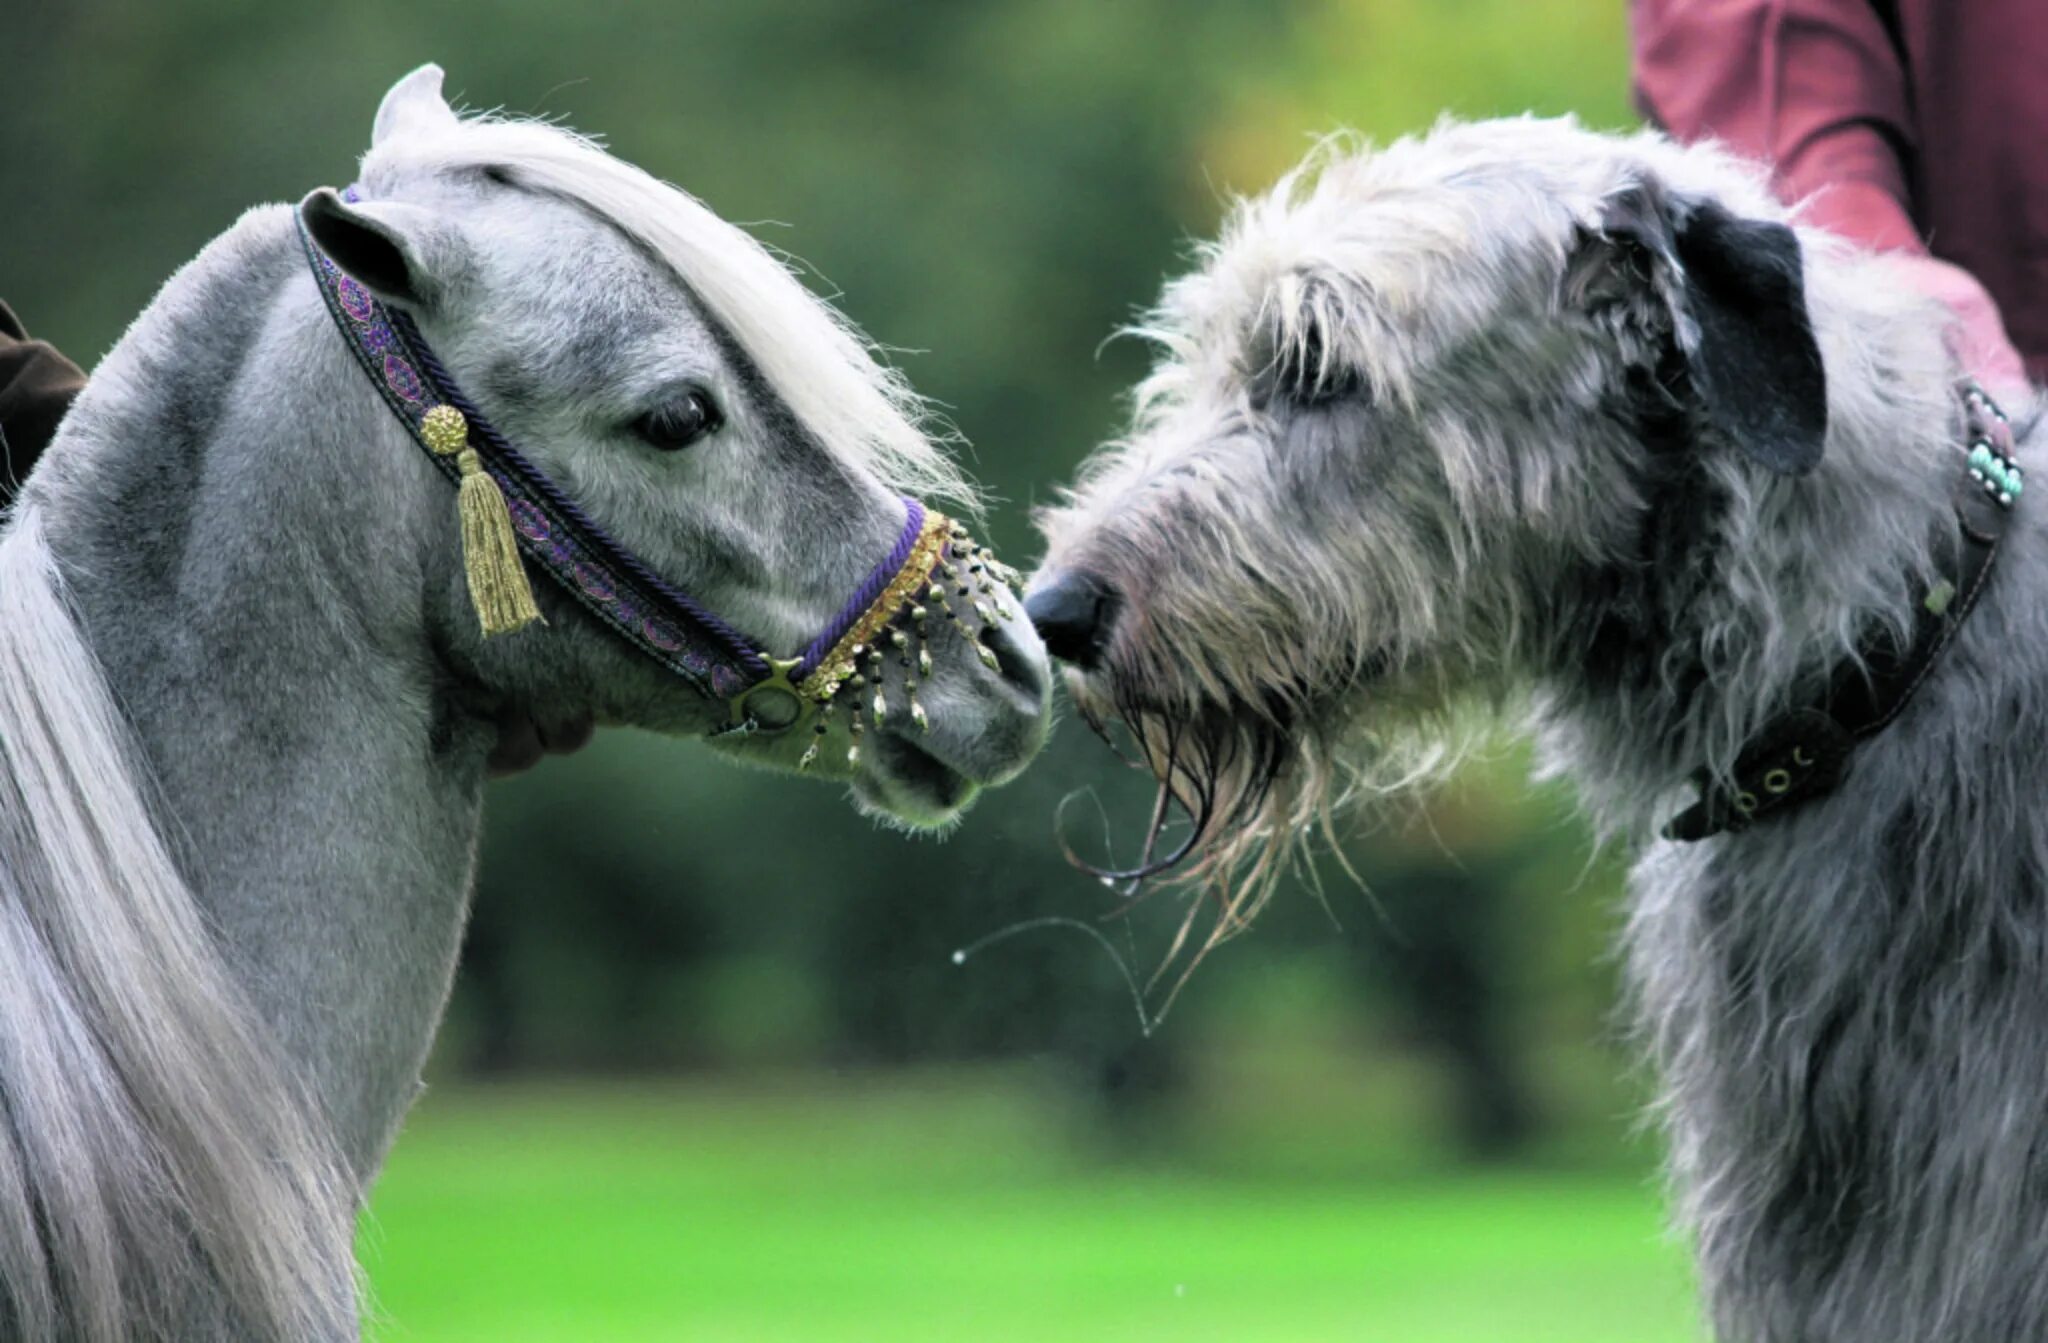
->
1571, 179, 1828, 476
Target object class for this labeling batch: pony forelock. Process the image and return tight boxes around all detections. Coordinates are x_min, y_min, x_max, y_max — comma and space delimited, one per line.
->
358, 113, 979, 516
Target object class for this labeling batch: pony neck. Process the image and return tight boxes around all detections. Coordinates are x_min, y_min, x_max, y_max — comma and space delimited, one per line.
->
30, 203, 490, 1177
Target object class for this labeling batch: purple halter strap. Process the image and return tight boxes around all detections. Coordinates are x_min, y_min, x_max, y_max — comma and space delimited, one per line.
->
796, 498, 927, 674
297, 197, 932, 730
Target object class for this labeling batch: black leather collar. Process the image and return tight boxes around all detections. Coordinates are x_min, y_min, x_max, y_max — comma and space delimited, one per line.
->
1663, 383, 2019, 841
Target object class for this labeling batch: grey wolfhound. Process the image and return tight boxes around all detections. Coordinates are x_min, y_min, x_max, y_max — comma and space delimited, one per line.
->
1027, 116, 2048, 1342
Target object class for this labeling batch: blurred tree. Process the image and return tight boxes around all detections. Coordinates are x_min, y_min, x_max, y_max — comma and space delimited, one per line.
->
1342, 789, 1548, 1159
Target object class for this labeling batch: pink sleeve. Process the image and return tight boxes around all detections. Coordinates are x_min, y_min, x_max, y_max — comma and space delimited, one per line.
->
1631, 0, 1916, 240
1631, 0, 2026, 391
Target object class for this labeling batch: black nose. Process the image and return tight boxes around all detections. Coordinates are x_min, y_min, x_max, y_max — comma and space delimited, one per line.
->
1024, 571, 1118, 668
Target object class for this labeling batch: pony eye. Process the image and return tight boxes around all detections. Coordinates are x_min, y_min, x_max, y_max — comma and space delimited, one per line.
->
633, 390, 722, 452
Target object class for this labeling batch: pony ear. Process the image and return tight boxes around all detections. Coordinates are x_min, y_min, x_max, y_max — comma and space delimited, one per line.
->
1571, 179, 1829, 476
299, 189, 461, 311
372, 64, 460, 147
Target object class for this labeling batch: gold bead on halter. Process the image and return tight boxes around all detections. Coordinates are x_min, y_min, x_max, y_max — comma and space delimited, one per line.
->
421, 404, 543, 638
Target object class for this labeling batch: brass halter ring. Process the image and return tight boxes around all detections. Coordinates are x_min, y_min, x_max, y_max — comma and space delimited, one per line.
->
724, 658, 812, 736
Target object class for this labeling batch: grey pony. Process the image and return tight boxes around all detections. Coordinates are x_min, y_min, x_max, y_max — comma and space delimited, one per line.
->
0, 67, 1048, 1340
1031, 116, 2048, 1342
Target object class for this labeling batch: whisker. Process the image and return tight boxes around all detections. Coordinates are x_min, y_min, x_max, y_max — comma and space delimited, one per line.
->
950, 917, 1162, 1038
1118, 778, 1175, 900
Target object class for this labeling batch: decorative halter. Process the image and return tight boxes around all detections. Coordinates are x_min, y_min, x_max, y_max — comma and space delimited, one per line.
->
297, 193, 1020, 769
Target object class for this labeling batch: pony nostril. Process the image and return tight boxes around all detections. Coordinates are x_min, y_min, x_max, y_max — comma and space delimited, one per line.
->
981, 619, 1049, 701
1024, 571, 1117, 669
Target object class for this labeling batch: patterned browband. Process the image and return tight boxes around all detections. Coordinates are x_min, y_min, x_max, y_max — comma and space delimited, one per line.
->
297, 193, 1016, 754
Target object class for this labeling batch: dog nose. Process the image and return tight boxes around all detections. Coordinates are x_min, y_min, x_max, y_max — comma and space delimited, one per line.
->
1024, 570, 1118, 668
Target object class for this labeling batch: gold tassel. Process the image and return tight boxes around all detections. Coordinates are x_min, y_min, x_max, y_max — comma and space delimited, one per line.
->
421, 405, 543, 637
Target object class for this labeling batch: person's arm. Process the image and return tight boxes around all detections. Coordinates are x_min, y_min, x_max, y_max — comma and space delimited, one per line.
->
0, 300, 87, 497
1631, 0, 2027, 392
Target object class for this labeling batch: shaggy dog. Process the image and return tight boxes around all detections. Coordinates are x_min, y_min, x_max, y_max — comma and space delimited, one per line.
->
1028, 117, 2048, 1342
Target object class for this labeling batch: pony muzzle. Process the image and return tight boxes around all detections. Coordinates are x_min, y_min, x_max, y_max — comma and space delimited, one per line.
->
767, 509, 1023, 772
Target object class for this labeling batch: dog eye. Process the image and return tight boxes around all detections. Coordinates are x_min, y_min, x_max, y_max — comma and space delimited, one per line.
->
1291, 367, 1365, 406
1268, 331, 1365, 406
632, 390, 723, 451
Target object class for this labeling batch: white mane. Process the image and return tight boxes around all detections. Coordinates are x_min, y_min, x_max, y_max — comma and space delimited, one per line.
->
0, 510, 357, 1340
358, 112, 977, 512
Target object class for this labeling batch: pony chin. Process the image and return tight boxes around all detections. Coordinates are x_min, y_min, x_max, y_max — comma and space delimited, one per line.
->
701, 717, 984, 831
848, 770, 977, 835
699, 716, 983, 831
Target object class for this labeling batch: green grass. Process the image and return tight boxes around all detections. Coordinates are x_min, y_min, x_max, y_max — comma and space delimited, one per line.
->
361, 1072, 1701, 1342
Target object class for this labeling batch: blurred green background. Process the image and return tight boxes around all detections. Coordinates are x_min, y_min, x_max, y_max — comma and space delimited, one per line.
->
5, 1, 1700, 1338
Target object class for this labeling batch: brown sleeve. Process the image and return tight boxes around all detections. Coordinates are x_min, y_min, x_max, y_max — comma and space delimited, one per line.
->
0, 299, 87, 492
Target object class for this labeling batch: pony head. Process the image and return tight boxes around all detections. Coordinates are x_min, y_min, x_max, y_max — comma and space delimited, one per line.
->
305, 67, 1051, 826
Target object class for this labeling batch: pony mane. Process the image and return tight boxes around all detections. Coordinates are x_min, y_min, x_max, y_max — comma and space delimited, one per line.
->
0, 509, 358, 1341
358, 113, 979, 514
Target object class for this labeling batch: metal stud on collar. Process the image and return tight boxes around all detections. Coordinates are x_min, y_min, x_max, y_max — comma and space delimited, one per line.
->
1964, 383, 2023, 508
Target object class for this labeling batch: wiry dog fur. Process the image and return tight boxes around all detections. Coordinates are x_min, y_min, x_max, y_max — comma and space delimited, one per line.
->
1033, 116, 2048, 1341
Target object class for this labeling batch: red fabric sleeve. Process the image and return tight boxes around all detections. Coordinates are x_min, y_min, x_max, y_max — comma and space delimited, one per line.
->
1630, 0, 2028, 392
1631, 0, 1918, 249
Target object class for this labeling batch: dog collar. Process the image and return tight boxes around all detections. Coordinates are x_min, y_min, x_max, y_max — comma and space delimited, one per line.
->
1664, 382, 2018, 841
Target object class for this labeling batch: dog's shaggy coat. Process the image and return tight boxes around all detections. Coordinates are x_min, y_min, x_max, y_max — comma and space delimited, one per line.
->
1032, 117, 2048, 1342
